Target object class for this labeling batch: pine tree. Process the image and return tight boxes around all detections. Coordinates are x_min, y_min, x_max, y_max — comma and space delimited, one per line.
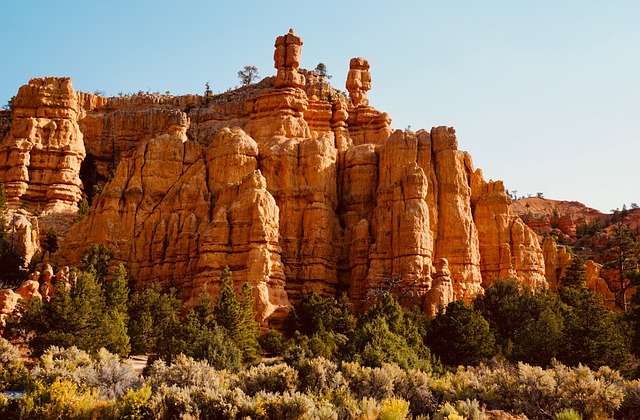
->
559, 287, 629, 370
214, 267, 242, 334
474, 279, 538, 358
17, 267, 130, 356
427, 300, 497, 366
238, 282, 260, 362
214, 267, 260, 362
103, 264, 129, 314
604, 222, 640, 311
81, 244, 115, 280
560, 255, 588, 290
127, 283, 181, 355
43, 228, 60, 254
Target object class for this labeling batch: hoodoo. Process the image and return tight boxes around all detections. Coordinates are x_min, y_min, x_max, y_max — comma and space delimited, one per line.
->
0, 30, 547, 326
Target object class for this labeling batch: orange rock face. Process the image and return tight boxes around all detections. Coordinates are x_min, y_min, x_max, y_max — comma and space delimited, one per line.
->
0, 77, 85, 214
2, 30, 549, 324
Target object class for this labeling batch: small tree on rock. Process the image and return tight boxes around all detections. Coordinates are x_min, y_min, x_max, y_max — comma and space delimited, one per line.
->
315, 62, 332, 79
238, 66, 259, 86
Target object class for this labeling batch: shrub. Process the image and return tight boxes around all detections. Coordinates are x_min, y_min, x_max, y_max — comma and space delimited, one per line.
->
87, 348, 141, 400
146, 385, 195, 419
298, 356, 345, 393
341, 361, 403, 401
395, 369, 437, 417
356, 397, 381, 420
553, 362, 624, 419
0, 337, 30, 391
554, 408, 583, 420
379, 398, 410, 420
435, 402, 465, 420
32, 346, 94, 386
118, 384, 153, 420
253, 391, 320, 420
617, 379, 640, 419
258, 329, 288, 355
455, 398, 485, 420
32, 346, 140, 401
239, 363, 298, 396
19, 378, 107, 419
145, 354, 233, 391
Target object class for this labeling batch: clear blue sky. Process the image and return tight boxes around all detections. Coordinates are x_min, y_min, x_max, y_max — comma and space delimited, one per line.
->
1, 0, 638, 212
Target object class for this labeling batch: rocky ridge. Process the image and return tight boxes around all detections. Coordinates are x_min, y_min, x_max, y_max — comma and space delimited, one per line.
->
511, 197, 640, 306
0, 29, 547, 326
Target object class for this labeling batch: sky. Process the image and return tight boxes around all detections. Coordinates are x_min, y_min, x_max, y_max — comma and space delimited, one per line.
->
1, 0, 638, 212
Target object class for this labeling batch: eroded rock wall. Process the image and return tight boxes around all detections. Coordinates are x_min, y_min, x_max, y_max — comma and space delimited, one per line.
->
1, 31, 548, 324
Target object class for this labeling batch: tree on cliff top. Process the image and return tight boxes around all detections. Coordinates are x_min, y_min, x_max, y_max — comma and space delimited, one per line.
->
315, 62, 332, 79
238, 66, 259, 86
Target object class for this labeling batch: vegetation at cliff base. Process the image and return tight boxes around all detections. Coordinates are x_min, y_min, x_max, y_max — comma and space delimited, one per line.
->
5, 242, 640, 418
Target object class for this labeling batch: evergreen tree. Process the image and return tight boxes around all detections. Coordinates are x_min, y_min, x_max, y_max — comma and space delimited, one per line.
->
214, 266, 260, 362
81, 244, 115, 280
154, 308, 243, 371
43, 228, 60, 254
284, 292, 356, 338
214, 267, 242, 334
559, 287, 630, 370
560, 255, 587, 290
427, 300, 497, 366
104, 264, 129, 315
127, 283, 181, 355
15, 267, 130, 356
474, 279, 537, 358
238, 282, 260, 361
511, 292, 565, 366
604, 222, 640, 311
350, 294, 434, 371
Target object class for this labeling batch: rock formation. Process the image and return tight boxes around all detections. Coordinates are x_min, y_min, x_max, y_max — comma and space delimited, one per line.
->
0, 77, 85, 213
424, 258, 455, 316
0, 30, 549, 325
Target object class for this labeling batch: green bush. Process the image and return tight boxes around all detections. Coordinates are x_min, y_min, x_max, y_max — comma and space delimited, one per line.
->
117, 384, 153, 420
258, 329, 288, 356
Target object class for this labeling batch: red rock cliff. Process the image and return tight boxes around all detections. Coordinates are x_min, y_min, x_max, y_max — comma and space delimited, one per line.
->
0, 30, 547, 324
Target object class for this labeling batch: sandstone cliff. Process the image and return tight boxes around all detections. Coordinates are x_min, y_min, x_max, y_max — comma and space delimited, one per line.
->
0, 30, 547, 325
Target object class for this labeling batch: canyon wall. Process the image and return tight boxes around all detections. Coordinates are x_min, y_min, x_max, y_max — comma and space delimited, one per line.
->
0, 30, 547, 325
